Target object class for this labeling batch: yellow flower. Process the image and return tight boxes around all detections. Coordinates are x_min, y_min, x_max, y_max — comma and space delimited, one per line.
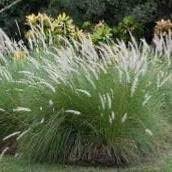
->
37, 13, 53, 28
26, 14, 38, 25
25, 30, 36, 40
13, 51, 28, 60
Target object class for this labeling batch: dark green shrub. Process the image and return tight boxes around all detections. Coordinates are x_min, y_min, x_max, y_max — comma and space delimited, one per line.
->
81, 21, 94, 32
0, 0, 49, 39
112, 16, 144, 42
1, 0, 172, 42
130, 1, 158, 24
48, 0, 171, 25
47, 0, 172, 42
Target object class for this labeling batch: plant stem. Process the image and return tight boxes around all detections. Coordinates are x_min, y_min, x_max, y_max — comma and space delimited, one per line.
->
0, 0, 23, 14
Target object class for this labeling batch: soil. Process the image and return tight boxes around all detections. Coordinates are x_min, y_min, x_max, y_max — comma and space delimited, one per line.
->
0, 137, 17, 155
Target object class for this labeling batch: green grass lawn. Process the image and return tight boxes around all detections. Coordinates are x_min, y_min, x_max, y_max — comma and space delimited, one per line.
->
0, 155, 172, 172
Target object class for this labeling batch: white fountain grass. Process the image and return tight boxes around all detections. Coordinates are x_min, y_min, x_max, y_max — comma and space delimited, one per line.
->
0, 29, 171, 165
16, 35, 171, 165
0, 30, 32, 141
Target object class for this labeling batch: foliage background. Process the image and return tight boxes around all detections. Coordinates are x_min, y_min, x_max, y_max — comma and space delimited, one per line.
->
0, 0, 172, 41
0, 0, 49, 39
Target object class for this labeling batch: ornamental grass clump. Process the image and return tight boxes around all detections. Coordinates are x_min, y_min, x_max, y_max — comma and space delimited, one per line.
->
17, 36, 171, 166
0, 57, 31, 142
0, 30, 33, 155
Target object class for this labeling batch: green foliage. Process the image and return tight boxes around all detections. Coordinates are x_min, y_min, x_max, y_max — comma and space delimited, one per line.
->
1, 0, 172, 42
0, 0, 13, 6
0, 82, 21, 139
113, 16, 144, 42
52, 13, 82, 41
46, 0, 172, 42
25, 13, 113, 45
130, 1, 158, 24
20, 68, 166, 164
17, 38, 171, 165
91, 21, 113, 44
0, 61, 29, 140
50, 0, 136, 24
0, 0, 49, 39
81, 21, 94, 32
25, 13, 82, 46
48, 0, 172, 25
0, 31, 171, 167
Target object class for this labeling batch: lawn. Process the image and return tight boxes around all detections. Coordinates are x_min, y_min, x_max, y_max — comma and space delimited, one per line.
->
0, 154, 172, 172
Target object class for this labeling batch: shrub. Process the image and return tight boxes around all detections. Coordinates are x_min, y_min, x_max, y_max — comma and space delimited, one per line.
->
91, 21, 113, 44
25, 13, 113, 45
113, 16, 144, 42
17, 37, 171, 166
0, 0, 49, 39
81, 21, 94, 32
1, 0, 172, 43
52, 13, 83, 41
49, 0, 152, 24
130, 1, 158, 24
154, 19, 172, 36
25, 13, 83, 46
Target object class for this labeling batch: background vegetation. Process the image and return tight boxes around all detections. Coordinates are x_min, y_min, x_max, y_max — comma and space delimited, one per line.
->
0, 0, 172, 41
